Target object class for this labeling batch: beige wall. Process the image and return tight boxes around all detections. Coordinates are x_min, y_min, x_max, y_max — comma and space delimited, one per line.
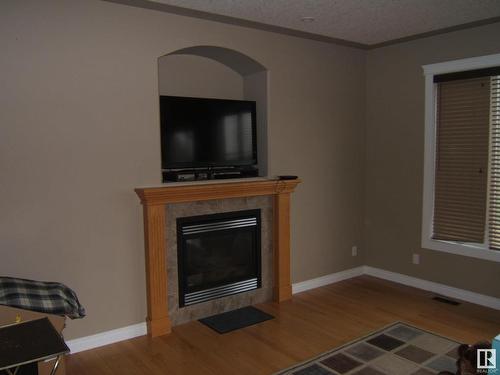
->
244, 71, 269, 175
158, 54, 243, 99
0, 0, 365, 339
365, 23, 500, 298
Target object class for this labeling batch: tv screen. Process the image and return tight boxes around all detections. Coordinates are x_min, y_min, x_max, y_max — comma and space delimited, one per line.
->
160, 96, 257, 169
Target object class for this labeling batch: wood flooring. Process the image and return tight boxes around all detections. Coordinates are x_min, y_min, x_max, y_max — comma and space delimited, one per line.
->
66, 276, 500, 374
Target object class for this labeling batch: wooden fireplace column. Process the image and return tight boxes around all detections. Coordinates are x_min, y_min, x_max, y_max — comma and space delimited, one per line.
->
135, 178, 301, 337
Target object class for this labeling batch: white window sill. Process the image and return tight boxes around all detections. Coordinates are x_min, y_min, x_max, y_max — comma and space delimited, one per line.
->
422, 238, 500, 263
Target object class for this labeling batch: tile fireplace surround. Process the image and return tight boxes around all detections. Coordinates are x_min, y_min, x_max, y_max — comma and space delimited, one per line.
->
135, 178, 301, 337
168, 197, 272, 326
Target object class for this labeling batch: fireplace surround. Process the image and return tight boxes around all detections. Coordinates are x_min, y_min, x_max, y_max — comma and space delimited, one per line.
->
167, 197, 272, 326
135, 178, 300, 337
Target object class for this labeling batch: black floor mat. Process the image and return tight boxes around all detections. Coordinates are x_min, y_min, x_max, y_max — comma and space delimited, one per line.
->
199, 306, 274, 334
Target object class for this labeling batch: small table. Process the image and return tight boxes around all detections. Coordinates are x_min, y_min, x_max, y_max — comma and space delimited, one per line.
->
0, 317, 69, 375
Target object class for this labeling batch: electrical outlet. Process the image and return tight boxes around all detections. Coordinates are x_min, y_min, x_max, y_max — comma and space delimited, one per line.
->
351, 246, 358, 256
412, 253, 420, 265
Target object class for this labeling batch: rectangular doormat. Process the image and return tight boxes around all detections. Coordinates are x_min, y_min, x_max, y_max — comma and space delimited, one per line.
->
199, 306, 274, 334
275, 322, 462, 375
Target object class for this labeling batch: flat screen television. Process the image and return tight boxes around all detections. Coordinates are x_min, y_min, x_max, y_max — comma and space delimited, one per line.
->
160, 96, 257, 170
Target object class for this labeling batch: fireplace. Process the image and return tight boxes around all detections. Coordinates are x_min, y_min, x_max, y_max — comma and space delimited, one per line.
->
135, 179, 300, 336
177, 209, 261, 307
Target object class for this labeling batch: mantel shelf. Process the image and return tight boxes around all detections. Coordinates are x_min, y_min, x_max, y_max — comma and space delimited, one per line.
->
135, 178, 301, 205
134, 177, 301, 337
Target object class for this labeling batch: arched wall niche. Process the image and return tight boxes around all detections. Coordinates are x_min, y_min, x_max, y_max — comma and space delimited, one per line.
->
158, 46, 268, 176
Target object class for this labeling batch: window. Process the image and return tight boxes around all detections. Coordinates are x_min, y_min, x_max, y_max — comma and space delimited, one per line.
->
422, 54, 500, 262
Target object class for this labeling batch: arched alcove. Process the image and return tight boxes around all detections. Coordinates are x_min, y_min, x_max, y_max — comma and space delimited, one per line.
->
158, 46, 268, 176
169, 46, 266, 75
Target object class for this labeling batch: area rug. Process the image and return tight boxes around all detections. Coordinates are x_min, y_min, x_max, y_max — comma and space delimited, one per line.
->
275, 322, 461, 375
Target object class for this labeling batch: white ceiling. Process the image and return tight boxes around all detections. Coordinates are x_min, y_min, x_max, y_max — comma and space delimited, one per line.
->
147, 0, 500, 46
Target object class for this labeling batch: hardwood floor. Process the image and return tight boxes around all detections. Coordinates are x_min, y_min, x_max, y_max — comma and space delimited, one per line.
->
66, 276, 500, 374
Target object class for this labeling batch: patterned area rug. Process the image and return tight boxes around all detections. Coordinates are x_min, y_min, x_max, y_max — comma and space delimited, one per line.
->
275, 322, 461, 375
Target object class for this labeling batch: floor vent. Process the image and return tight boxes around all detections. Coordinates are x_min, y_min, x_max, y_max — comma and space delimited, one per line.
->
432, 296, 460, 306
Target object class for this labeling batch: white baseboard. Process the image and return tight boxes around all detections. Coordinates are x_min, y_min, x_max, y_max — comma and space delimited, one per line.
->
66, 322, 146, 354
363, 266, 500, 310
292, 266, 364, 294
67, 265, 500, 354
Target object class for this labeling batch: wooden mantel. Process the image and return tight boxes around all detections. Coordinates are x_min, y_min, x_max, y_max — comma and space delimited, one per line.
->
135, 178, 301, 337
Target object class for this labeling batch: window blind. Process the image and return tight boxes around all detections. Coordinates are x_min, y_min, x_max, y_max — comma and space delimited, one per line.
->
488, 75, 500, 250
434, 67, 500, 83
432, 77, 490, 243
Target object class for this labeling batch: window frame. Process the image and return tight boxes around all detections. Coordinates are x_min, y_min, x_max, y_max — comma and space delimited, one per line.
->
422, 53, 500, 263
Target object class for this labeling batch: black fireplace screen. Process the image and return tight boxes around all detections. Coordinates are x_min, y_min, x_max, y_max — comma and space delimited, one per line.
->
177, 209, 261, 307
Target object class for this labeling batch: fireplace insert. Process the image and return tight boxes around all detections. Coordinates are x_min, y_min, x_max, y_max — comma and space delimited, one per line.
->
177, 209, 261, 307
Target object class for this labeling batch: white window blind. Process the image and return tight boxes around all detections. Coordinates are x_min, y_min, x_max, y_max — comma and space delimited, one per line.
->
488, 75, 500, 250
432, 77, 490, 243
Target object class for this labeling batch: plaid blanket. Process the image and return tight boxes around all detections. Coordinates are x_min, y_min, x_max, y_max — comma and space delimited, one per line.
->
0, 276, 85, 319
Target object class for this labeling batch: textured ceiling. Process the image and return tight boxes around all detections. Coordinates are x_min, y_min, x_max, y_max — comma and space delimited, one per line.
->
147, 0, 500, 46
